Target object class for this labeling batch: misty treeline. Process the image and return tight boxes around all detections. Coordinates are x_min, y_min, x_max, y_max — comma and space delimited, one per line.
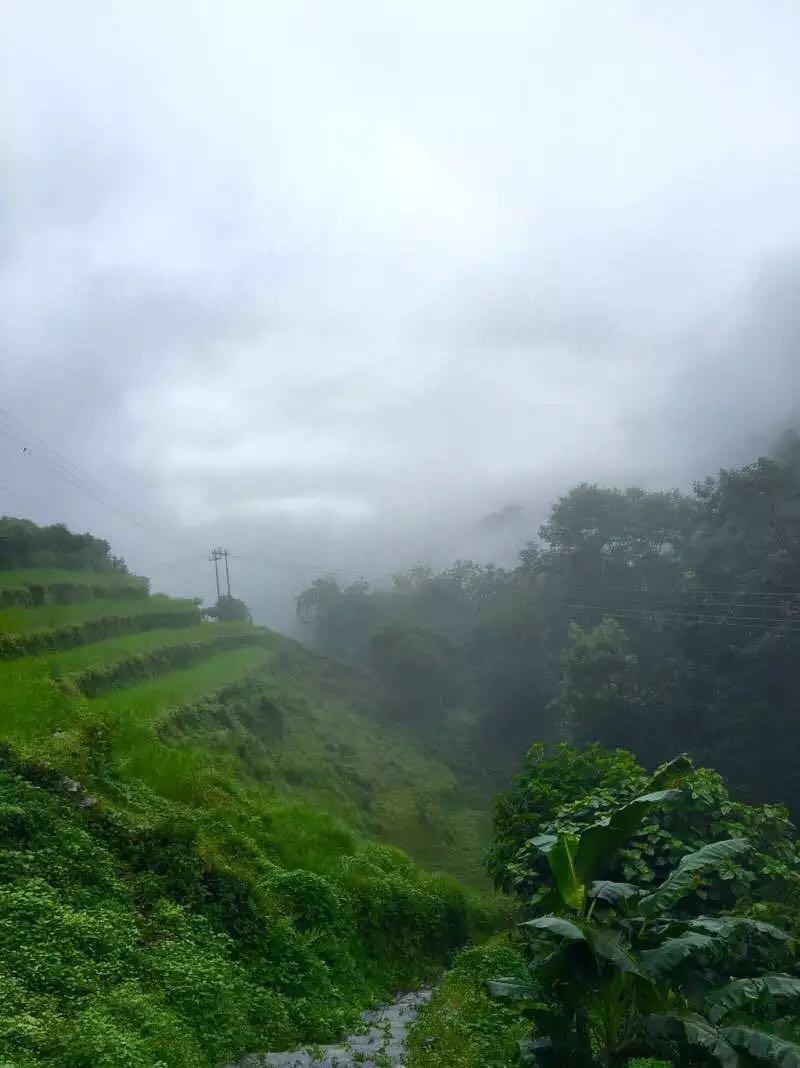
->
297, 434, 800, 817
0, 517, 127, 572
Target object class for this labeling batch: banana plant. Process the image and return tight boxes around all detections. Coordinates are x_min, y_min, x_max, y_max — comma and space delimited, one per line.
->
490, 778, 799, 1066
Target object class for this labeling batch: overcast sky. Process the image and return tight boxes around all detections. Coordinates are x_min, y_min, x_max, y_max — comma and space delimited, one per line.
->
2, 1, 800, 626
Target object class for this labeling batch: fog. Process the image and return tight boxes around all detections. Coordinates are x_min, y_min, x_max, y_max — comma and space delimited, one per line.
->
2, 1, 800, 629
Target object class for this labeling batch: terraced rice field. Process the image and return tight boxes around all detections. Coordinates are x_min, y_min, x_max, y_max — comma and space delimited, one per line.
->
0, 568, 491, 881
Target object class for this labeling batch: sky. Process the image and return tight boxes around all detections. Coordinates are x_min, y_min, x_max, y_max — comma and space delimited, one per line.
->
2, 1, 800, 628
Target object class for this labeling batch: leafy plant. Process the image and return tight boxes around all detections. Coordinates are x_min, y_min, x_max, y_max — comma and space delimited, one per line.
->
492, 748, 800, 922
490, 768, 800, 1066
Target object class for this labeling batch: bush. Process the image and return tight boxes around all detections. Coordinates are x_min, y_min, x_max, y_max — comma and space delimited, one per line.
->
407, 940, 529, 1068
490, 745, 800, 917
0, 757, 480, 1067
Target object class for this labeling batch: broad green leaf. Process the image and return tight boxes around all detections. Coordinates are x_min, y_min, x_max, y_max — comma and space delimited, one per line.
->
646, 1011, 740, 1068
640, 932, 714, 979
548, 834, 584, 910
587, 927, 644, 975
524, 915, 644, 976
574, 789, 683, 884
529, 833, 559, 852
708, 975, 800, 1024
721, 1019, 800, 1067
521, 914, 586, 941
530, 832, 585, 910
647, 753, 694, 790
688, 916, 788, 942
588, 880, 640, 906
639, 838, 751, 917
486, 978, 537, 1000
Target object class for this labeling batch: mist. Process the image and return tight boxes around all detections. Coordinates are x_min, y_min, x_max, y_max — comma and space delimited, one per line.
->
3, 1, 800, 629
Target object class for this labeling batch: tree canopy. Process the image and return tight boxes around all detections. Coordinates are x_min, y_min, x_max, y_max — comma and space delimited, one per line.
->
297, 442, 800, 817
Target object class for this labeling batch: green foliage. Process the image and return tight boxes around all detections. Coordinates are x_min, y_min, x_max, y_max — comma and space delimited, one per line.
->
0, 519, 127, 572
0, 597, 200, 658
553, 619, 643, 752
369, 623, 464, 723
0, 751, 484, 1068
296, 444, 800, 820
489, 759, 800, 1067
406, 940, 530, 1068
490, 746, 800, 921
204, 595, 252, 623
0, 547, 499, 1066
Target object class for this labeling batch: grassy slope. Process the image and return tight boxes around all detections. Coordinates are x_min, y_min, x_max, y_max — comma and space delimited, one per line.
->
0, 593, 197, 634
0, 569, 501, 1067
0, 568, 148, 591
0, 584, 492, 884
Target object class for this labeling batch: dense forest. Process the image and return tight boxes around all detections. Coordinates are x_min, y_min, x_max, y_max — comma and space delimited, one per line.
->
297, 435, 800, 818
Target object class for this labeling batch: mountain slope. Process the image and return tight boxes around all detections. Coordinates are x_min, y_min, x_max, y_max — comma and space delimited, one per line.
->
0, 565, 499, 1068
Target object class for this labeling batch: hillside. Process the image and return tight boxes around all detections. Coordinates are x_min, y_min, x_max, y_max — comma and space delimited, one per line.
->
0, 564, 499, 1068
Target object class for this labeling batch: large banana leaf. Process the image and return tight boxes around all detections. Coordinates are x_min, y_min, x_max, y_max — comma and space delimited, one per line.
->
523, 915, 644, 975
646, 1011, 741, 1067
589, 880, 640, 906
639, 931, 714, 978
638, 838, 751, 917
647, 753, 694, 789
530, 832, 584, 910
721, 1020, 800, 1066
687, 916, 788, 941
522, 914, 586, 941
589, 927, 643, 975
708, 976, 800, 1024
574, 789, 684, 884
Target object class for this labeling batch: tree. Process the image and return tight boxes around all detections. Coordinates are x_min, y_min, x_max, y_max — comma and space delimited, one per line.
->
553, 619, 643, 753
368, 623, 464, 723
204, 595, 252, 623
0, 517, 127, 571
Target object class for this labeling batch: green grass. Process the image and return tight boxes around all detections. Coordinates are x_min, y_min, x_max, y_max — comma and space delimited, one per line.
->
0, 594, 197, 634
0, 567, 148, 592
407, 939, 529, 1068
35, 621, 261, 680
0, 548, 508, 1068
159, 646, 495, 886
0, 594, 492, 883
91, 646, 275, 800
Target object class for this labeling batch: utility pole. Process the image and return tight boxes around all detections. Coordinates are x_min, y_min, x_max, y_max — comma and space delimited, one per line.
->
223, 548, 232, 598
209, 547, 232, 600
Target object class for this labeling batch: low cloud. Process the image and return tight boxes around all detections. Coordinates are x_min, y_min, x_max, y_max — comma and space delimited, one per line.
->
2, 2, 800, 628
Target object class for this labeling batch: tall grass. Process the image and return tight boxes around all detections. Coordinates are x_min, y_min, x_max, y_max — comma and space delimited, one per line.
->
92, 647, 274, 800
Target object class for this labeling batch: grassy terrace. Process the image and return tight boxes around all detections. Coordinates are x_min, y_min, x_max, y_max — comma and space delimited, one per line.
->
0, 568, 149, 590
0, 593, 198, 634
25, 620, 263, 682
0, 568, 149, 607
0, 567, 492, 881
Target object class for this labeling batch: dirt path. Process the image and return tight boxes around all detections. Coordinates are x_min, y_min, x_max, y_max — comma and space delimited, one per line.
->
225, 989, 432, 1068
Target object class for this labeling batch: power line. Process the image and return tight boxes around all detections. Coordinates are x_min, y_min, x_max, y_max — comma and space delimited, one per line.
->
0, 408, 188, 550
